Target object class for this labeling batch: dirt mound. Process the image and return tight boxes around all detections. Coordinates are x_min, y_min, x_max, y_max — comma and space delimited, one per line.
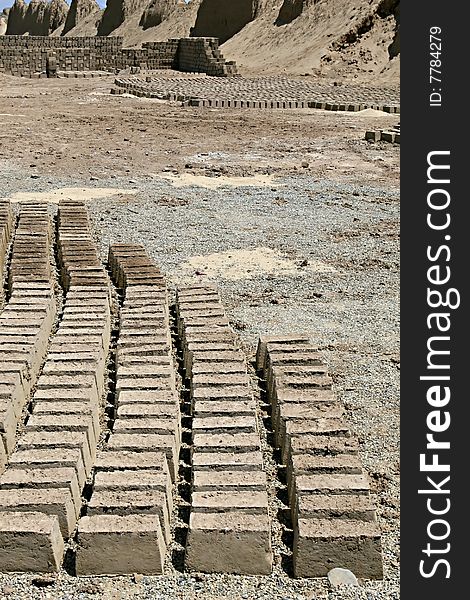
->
220, 0, 399, 81
98, 0, 149, 36
191, 0, 259, 44
62, 0, 101, 36
140, 0, 177, 31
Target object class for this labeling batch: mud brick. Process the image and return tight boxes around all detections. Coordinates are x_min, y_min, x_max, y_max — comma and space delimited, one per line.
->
106, 434, 178, 482
0, 467, 82, 514
117, 344, 170, 357
116, 389, 176, 406
94, 450, 169, 475
0, 487, 77, 536
282, 419, 351, 463
88, 489, 170, 543
365, 130, 381, 141
10, 445, 87, 489
0, 399, 17, 454
191, 373, 250, 390
191, 361, 246, 376
185, 512, 272, 575
275, 402, 344, 445
193, 399, 257, 417
192, 451, 264, 471
34, 387, 99, 402
296, 494, 377, 522
0, 385, 27, 423
116, 377, 175, 394
0, 512, 64, 573
0, 442, 6, 474
265, 349, 324, 371
291, 473, 370, 513
17, 430, 95, 476
76, 514, 165, 575
94, 469, 172, 514
36, 374, 100, 402
192, 415, 257, 435
293, 518, 383, 578
112, 417, 179, 445
256, 335, 310, 370
117, 364, 175, 379
267, 365, 329, 398
192, 432, 260, 453
288, 434, 360, 457
192, 490, 268, 514
26, 413, 99, 452
193, 470, 267, 492
191, 385, 253, 403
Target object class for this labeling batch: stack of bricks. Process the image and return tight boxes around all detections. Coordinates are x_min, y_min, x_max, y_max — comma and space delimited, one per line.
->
0, 200, 112, 572
75, 244, 179, 575
176, 284, 272, 575
0, 36, 123, 77
256, 335, 383, 579
178, 38, 238, 77
0, 200, 13, 303
0, 36, 238, 78
0, 203, 56, 476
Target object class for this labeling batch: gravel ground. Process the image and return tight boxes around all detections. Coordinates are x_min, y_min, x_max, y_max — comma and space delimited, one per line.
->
0, 75, 399, 599
0, 162, 399, 600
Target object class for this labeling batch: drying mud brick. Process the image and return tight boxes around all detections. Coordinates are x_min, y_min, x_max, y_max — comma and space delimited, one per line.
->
256, 334, 383, 579
177, 283, 272, 575
0, 512, 64, 573
76, 514, 166, 575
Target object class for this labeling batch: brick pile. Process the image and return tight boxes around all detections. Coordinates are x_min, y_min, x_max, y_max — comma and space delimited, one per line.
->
75, 244, 180, 575
0, 36, 123, 77
365, 123, 400, 144
112, 74, 399, 112
0, 200, 14, 303
256, 335, 383, 579
178, 37, 238, 77
0, 200, 112, 572
0, 36, 238, 78
0, 203, 56, 476
176, 284, 272, 575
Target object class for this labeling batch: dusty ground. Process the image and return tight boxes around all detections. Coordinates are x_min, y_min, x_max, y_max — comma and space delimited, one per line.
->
0, 73, 400, 600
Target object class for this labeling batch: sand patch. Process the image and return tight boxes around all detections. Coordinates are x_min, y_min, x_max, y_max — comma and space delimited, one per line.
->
158, 173, 277, 189
9, 187, 139, 205
176, 247, 336, 281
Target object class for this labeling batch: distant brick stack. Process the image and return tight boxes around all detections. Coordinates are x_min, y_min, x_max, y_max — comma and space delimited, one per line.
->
0, 35, 238, 78
178, 37, 238, 77
176, 284, 272, 575
256, 335, 383, 579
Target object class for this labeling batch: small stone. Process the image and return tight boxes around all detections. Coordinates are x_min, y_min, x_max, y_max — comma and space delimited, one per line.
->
133, 573, 144, 583
328, 567, 359, 587
301, 161, 309, 168
78, 583, 102, 595
1, 587, 15, 596
90, 176, 99, 181
32, 577, 55, 587
31, 174, 40, 179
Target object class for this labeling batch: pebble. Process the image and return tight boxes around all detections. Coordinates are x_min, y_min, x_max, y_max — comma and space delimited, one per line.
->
328, 568, 359, 587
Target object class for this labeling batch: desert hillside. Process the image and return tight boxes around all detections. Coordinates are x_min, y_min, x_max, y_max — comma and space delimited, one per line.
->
2, 0, 399, 82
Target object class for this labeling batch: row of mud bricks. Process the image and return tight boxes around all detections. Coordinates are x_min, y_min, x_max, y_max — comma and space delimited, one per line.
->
0, 200, 382, 578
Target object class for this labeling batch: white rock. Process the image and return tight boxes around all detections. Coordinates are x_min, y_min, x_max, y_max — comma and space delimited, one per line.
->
327, 567, 359, 587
